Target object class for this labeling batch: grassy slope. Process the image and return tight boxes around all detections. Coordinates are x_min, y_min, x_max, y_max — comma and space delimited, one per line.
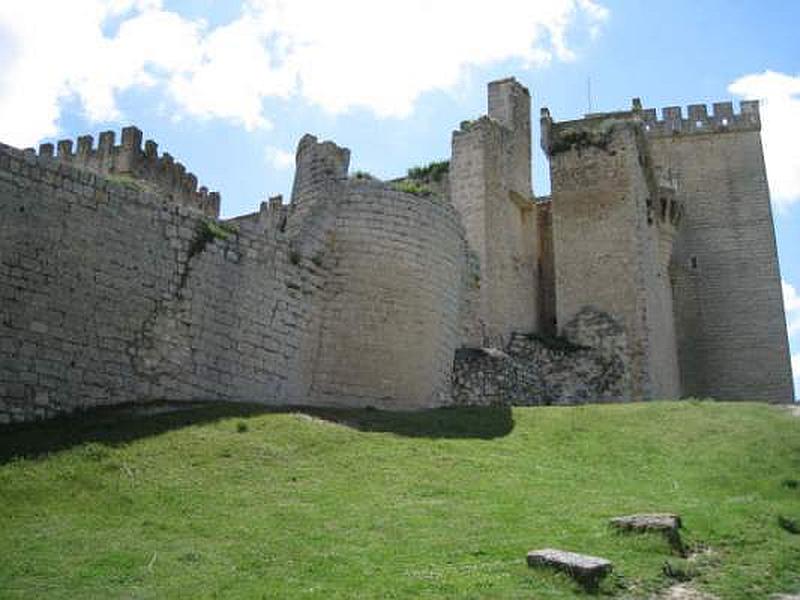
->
0, 401, 798, 599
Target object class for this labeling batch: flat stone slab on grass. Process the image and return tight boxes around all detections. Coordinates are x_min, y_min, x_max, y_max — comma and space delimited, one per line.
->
611, 513, 681, 532
526, 548, 612, 591
611, 513, 684, 554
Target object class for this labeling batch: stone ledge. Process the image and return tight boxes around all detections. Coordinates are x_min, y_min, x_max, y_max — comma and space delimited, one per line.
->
610, 513, 684, 555
526, 548, 612, 591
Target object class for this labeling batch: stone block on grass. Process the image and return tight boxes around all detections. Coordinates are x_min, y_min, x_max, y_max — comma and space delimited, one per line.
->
526, 548, 612, 591
610, 513, 684, 555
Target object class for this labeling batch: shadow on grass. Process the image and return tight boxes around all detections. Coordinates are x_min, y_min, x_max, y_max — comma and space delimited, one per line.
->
297, 405, 514, 439
0, 401, 514, 464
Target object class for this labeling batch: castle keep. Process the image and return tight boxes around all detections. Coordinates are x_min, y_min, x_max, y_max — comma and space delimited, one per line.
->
0, 77, 792, 422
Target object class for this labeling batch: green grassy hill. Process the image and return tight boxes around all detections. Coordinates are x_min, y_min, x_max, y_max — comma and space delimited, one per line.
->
1, 401, 799, 599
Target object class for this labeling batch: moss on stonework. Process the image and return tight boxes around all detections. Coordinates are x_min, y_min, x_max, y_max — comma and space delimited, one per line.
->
188, 219, 238, 260
107, 173, 145, 191
392, 180, 434, 197
550, 118, 629, 155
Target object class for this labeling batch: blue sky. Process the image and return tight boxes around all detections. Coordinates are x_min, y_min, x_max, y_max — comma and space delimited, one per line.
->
1, 0, 798, 396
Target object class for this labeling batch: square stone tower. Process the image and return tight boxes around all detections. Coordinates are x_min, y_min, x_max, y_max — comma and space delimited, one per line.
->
449, 78, 540, 347
541, 108, 681, 400
540, 98, 792, 402
642, 101, 793, 402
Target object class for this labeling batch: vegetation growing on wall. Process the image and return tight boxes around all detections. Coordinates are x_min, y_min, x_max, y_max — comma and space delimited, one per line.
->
106, 173, 145, 191
549, 119, 629, 155
392, 180, 433, 197
407, 160, 450, 183
188, 219, 238, 260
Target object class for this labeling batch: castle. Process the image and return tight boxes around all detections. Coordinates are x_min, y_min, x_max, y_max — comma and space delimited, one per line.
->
0, 77, 793, 423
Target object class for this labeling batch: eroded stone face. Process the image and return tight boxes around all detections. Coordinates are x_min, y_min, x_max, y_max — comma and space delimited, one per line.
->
610, 513, 685, 555
526, 548, 613, 591
610, 513, 682, 532
451, 308, 628, 406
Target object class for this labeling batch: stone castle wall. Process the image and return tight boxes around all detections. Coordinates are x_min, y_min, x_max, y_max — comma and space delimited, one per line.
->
452, 307, 628, 406
0, 141, 327, 422
643, 103, 793, 402
545, 120, 647, 400
0, 133, 472, 422
543, 113, 682, 400
450, 79, 539, 347
0, 77, 793, 423
307, 180, 467, 409
33, 126, 220, 217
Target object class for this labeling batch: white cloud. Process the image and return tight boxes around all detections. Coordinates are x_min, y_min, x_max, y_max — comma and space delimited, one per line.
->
729, 71, 800, 211
792, 354, 800, 401
0, 0, 607, 146
784, 280, 800, 339
242, 0, 608, 117
0, 0, 205, 145
265, 145, 294, 170
785, 280, 800, 313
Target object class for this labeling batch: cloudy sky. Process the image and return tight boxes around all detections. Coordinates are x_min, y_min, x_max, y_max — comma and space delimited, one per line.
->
1, 0, 798, 396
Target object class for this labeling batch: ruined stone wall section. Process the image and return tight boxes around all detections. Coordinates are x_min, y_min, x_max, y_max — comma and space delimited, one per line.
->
452, 308, 628, 406
451, 119, 491, 346
31, 127, 220, 217
648, 118, 793, 401
450, 77, 539, 347
547, 124, 654, 400
309, 181, 467, 408
488, 77, 533, 196
0, 143, 323, 422
287, 134, 350, 240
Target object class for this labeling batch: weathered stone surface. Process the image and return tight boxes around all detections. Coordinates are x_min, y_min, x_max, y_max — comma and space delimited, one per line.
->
451, 78, 537, 348
0, 76, 792, 423
647, 110, 793, 402
542, 99, 792, 403
611, 513, 681, 532
526, 548, 612, 590
611, 513, 684, 554
452, 308, 627, 406
0, 132, 467, 422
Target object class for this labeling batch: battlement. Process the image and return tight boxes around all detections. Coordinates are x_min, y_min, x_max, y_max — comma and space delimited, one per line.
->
633, 99, 760, 137
30, 127, 220, 217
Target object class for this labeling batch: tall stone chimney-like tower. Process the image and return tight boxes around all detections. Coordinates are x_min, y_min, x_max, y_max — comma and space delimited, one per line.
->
449, 78, 540, 347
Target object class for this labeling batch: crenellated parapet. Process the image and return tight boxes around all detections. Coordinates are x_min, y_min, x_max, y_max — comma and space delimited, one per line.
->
261, 194, 289, 232
632, 98, 761, 137
31, 126, 220, 217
